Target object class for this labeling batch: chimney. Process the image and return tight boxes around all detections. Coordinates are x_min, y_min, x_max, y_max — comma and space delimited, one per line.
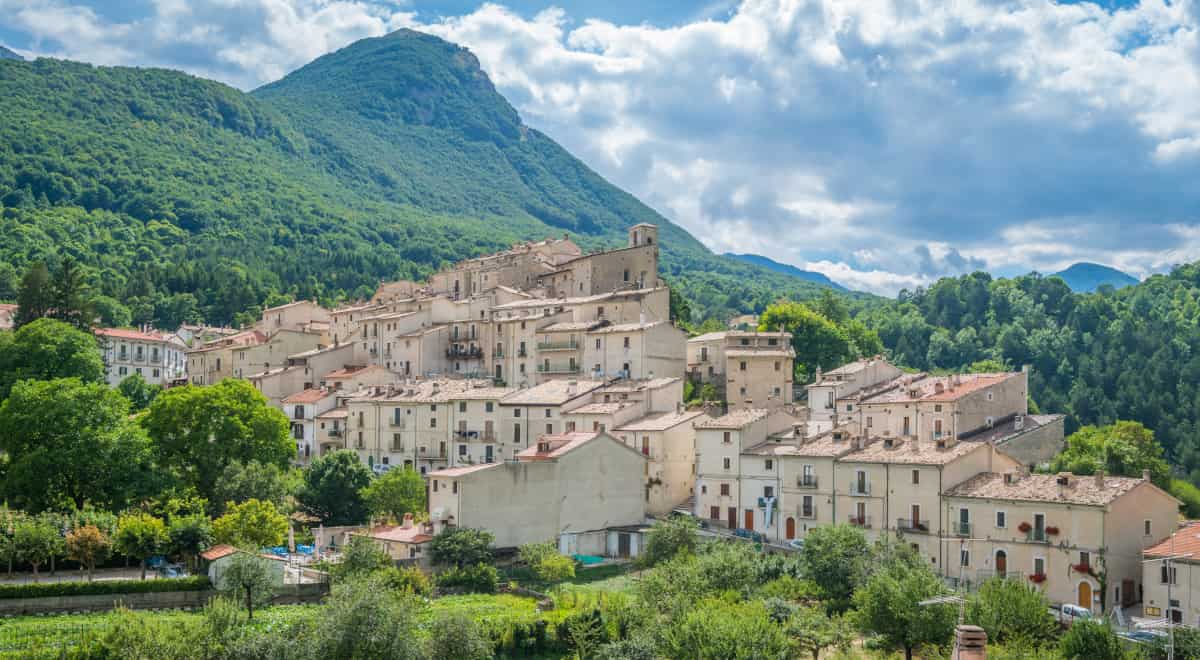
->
953, 625, 987, 660
1094, 469, 1105, 488
402, 513, 414, 529
1143, 469, 1152, 481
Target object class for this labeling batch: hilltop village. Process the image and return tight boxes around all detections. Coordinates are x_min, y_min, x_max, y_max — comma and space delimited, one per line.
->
78, 224, 1184, 622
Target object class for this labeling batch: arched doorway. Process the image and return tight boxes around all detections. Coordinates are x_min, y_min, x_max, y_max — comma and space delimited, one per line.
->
786, 517, 796, 540
995, 550, 1008, 578
1078, 581, 1093, 609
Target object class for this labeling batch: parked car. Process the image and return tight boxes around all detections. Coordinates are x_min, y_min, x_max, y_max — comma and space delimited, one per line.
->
1050, 603, 1094, 627
158, 563, 187, 578
787, 539, 805, 551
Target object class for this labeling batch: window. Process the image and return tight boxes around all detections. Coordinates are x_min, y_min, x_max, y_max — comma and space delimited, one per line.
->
513, 424, 521, 442
960, 549, 970, 567
546, 424, 553, 434
1162, 564, 1178, 584
723, 457, 731, 470
996, 511, 1006, 528
392, 434, 402, 452
739, 361, 747, 371
801, 495, 814, 517
623, 337, 630, 348
764, 486, 774, 498
911, 469, 920, 485
1145, 519, 1153, 536
1033, 557, 1045, 576
701, 485, 707, 495
1079, 551, 1090, 566
765, 459, 773, 470
987, 391, 994, 401
623, 269, 629, 281
720, 483, 730, 496
595, 338, 601, 350
723, 431, 732, 444
485, 402, 494, 412
545, 409, 552, 418
458, 402, 467, 413
866, 416, 873, 428
430, 404, 437, 412
514, 409, 522, 418
774, 361, 781, 371
934, 404, 942, 412
152, 368, 160, 378
710, 506, 720, 520
429, 418, 437, 428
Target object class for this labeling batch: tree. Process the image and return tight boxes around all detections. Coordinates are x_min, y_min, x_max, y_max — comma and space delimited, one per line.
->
168, 513, 213, 571
760, 301, 878, 382
307, 575, 425, 659
425, 611, 492, 660
212, 499, 287, 550
787, 606, 853, 660
852, 560, 956, 660
360, 467, 426, 522
13, 518, 62, 582
519, 541, 576, 583
296, 450, 371, 525
14, 261, 52, 327
50, 256, 95, 330
66, 524, 111, 582
331, 534, 391, 581
797, 524, 870, 610
142, 380, 293, 500
1059, 619, 1125, 660
640, 515, 700, 566
1049, 421, 1171, 487
0, 318, 105, 399
114, 512, 167, 580
219, 551, 277, 621
0, 378, 157, 512
118, 372, 160, 411
430, 527, 494, 568
966, 577, 1058, 646
661, 597, 791, 659
211, 460, 291, 516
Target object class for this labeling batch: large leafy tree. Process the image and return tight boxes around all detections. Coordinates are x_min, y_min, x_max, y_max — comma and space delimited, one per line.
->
50, 256, 95, 330
118, 372, 160, 411
660, 597, 791, 659
297, 450, 371, 526
212, 499, 288, 550
142, 380, 292, 500
0, 378, 158, 512
360, 467, 426, 523
759, 301, 881, 382
1049, 420, 1171, 487
639, 515, 699, 567
430, 527, 494, 568
0, 318, 105, 399
13, 518, 63, 582
852, 559, 956, 660
167, 513, 213, 571
787, 606, 854, 660
14, 262, 51, 327
966, 577, 1058, 647
211, 460, 292, 517
797, 524, 870, 610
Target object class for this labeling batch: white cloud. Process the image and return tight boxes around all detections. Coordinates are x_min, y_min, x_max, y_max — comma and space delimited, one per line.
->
7, 0, 1200, 295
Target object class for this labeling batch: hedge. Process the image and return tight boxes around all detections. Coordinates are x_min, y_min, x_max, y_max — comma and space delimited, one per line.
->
0, 576, 211, 600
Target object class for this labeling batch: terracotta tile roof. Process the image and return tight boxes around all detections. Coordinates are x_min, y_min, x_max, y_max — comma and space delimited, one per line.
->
745, 429, 859, 457
689, 330, 790, 343
860, 372, 1021, 404
541, 321, 603, 332
200, 544, 237, 561
944, 472, 1147, 506
96, 327, 169, 342
587, 320, 667, 334
263, 300, 321, 314
282, 388, 333, 404
696, 408, 772, 429
1144, 522, 1200, 560
316, 406, 349, 419
517, 431, 605, 460
382, 379, 512, 403
428, 463, 503, 478
501, 379, 604, 406
840, 437, 989, 465
616, 410, 707, 432
569, 402, 635, 415
359, 525, 433, 545
599, 377, 679, 393
324, 365, 374, 379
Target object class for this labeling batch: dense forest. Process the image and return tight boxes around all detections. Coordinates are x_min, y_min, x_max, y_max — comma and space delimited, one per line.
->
0, 30, 836, 329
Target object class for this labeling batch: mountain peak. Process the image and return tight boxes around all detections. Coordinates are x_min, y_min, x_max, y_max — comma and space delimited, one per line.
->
0, 46, 22, 61
722, 253, 845, 290
1051, 262, 1138, 292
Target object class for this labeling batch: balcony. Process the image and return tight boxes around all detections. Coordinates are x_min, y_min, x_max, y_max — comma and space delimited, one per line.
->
848, 515, 872, 528
446, 346, 483, 359
799, 506, 816, 519
537, 339, 579, 351
974, 569, 1024, 583
796, 475, 818, 489
389, 418, 406, 429
517, 348, 528, 358
1025, 528, 1049, 543
492, 348, 504, 359
537, 363, 579, 374
848, 483, 872, 497
327, 428, 343, 438
954, 522, 972, 537
896, 519, 931, 534
455, 430, 480, 439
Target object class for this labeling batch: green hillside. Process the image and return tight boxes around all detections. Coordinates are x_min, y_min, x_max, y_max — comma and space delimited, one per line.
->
0, 30, 835, 328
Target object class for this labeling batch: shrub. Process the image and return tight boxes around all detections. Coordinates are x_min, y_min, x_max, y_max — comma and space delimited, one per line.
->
430, 527, 494, 568
1059, 619, 1125, 660
426, 611, 493, 660
437, 563, 499, 593
0, 575, 210, 599
966, 577, 1058, 646
639, 515, 699, 566
378, 565, 432, 596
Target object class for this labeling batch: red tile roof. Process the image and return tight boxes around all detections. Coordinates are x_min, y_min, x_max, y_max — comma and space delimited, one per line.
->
282, 388, 333, 404
428, 463, 502, 478
360, 524, 433, 544
1144, 522, 1200, 560
95, 327, 168, 342
200, 544, 237, 561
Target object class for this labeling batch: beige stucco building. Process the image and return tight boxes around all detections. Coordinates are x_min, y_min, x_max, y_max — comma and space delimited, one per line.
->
945, 470, 1178, 614
693, 408, 799, 530
687, 331, 795, 410
1142, 521, 1200, 626
186, 329, 267, 385
427, 431, 647, 551
805, 357, 903, 426
95, 327, 188, 386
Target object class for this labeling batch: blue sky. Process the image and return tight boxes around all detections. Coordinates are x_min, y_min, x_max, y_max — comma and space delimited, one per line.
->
0, 0, 1193, 294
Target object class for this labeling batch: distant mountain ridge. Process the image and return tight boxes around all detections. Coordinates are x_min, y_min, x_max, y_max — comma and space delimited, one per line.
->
0, 46, 21, 61
722, 253, 845, 290
1051, 262, 1138, 292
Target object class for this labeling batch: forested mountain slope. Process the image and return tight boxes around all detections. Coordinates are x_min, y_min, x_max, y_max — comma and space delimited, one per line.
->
1051, 262, 1138, 292
0, 29, 833, 328
861, 268, 1200, 479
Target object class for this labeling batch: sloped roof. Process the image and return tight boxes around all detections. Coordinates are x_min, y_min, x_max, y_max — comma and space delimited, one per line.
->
1144, 522, 1200, 560
944, 472, 1147, 506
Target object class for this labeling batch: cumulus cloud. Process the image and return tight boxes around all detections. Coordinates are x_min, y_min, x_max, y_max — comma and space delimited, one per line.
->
5, 0, 1200, 294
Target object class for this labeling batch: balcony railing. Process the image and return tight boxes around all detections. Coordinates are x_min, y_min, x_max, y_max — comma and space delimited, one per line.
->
799, 506, 816, 519
848, 483, 871, 496
455, 430, 480, 439
492, 348, 504, 359
446, 346, 483, 359
796, 475, 818, 489
1026, 528, 1049, 543
537, 339, 579, 351
537, 363, 579, 374
517, 348, 528, 357
389, 419, 406, 429
954, 522, 972, 537
896, 519, 931, 534
974, 570, 1024, 583
848, 515, 871, 528
327, 428, 343, 438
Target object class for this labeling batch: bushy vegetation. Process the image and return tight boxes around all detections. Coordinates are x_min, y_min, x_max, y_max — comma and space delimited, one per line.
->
0, 575, 209, 599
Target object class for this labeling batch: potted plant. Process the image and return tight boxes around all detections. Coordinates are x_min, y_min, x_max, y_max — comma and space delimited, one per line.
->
1046, 526, 1060, 535
1072, 562, 1094, 576
1018, 521, 1032, 533
1029, 573, 1047, 584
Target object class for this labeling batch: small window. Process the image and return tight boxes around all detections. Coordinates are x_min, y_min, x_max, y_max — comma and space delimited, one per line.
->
452, 481, 458, 494
545, 409, 552, 418
723, 457, 731, 470
1033, 557, 1045, 576
430, 404, 437, 412
774, 361, 781, 371
996, 511, 1006, 528
514, 409, 522, 418
739, 361, 747, 371
720, 483, 730, 496
701, 485, 707, 495
623, 337, 630, 348
765, 459, 773, 470
723, 431, 732, 444
486, 402, 494, 413
987, 392, 994, 401
960, 549, 970, 567
458, 444, 467, 456
429, 418, 437, 428
1079, 551, 1090, 566
764, 486, 774, 498
433, 480, 438, 493
1145, 519, 1153, 536
911, 469, 919, 484
458, 402, 467, 413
